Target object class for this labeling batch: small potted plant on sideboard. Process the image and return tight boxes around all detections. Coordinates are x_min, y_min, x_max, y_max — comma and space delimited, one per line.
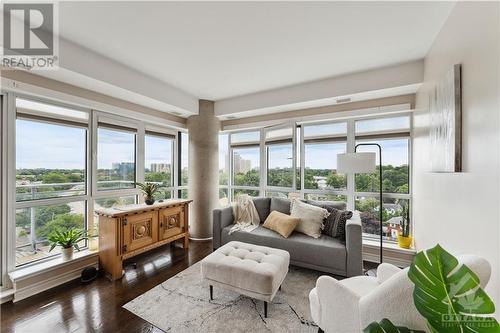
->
135, 182, 160, 205
48, 228, 89, 261
397, 201, 412, 249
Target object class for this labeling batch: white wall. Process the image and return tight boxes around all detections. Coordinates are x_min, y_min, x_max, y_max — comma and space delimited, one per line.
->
414, 1, 500, 311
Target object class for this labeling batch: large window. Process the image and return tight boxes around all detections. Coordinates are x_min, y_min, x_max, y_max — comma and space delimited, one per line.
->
97, 126, 136, 190
178, 132, 189, 199
267, 144, 293, 187
302, 122, 347, 201
266, 125, 294, 190
145, 132, 174, 199
15, 98, 89, 266
16, 119, 87, 201
219, 134, 229, 206
227, 130, 261, 202
233, 147, 260, 186
354, 116, 411, 242
7, 94, 185, 270
219, 113, 412, 242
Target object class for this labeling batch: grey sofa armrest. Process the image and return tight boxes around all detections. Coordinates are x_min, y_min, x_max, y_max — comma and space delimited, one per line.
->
213, 206, 234, 249
345, 211, 363, 277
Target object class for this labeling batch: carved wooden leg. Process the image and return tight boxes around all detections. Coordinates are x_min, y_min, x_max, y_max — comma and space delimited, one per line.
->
183, 235, 189, 249
210, 285, 213, 300
264, 301, 268, 318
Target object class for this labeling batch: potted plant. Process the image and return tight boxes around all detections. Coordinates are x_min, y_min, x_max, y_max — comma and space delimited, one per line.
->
135, 182, 160, 205
397, 201, 412, 249
48, 228, 88, 261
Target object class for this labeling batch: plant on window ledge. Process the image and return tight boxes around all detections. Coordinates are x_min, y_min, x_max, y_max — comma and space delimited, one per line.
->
48, 228, 88, 261
135, 182, 160, 205
397, 200, 412, 249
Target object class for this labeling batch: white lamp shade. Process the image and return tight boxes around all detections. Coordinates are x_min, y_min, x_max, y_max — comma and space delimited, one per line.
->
337, 152, 376, 173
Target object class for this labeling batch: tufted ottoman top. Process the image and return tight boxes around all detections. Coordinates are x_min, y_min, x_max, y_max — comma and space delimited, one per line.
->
201, 241, 290, 297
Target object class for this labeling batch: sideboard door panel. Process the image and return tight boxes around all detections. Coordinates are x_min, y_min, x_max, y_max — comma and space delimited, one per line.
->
159, 206, 184, 240
122, 211, 158, 252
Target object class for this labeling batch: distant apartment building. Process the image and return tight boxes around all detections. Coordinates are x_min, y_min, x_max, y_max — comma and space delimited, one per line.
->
150, 163, 171, 173
233, 153, 252, 174
112, 162, 135, 177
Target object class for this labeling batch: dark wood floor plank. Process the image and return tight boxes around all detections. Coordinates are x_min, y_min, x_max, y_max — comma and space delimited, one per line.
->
1, 240, 213, 333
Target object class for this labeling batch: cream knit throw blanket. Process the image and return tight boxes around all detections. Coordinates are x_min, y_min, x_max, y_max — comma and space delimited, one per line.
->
229, 195, 260, 235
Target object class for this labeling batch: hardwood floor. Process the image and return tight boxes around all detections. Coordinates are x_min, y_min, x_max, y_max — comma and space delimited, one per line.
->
1, 240, 213, 333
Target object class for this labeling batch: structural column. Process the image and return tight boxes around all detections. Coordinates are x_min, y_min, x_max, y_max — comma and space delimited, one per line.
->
187, 100, 220, 239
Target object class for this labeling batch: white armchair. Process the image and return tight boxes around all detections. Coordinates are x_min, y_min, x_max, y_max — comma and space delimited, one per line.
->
309, 255, 491, 333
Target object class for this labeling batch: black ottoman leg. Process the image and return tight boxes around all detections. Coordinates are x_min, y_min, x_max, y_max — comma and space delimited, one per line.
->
264, 301, 268, 318
210, 285, 213, 300
318, 328, 324, 333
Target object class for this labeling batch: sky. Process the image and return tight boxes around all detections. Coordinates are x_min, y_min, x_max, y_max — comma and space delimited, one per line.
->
17, 117, 408, 171
16, 119, 86, 169
219, 137, 408, 171
16, 120, 173, 170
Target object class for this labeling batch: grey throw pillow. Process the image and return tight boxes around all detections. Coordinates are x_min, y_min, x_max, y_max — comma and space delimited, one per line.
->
270, 197, 292, 215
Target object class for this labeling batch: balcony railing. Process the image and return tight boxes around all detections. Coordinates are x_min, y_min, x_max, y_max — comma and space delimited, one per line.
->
15, 180, 133, 254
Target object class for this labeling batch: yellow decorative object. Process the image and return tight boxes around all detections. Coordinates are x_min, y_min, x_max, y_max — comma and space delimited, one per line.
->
397, 235, 413, 249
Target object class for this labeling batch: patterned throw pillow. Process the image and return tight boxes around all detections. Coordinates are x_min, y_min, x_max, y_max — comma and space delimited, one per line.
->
333, 209, 353, 242
307, 201, 352, 240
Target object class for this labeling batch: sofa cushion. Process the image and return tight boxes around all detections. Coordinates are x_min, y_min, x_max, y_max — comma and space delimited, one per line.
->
306, 200, 350, 238
263, 211, 300, 238
221, 226, 346, 271
252, 197, 271, 222
291, 200, 329, 238
270, 197, 291, 215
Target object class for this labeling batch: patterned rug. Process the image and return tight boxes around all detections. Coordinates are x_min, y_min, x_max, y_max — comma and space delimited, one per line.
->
123, 261, 324, 332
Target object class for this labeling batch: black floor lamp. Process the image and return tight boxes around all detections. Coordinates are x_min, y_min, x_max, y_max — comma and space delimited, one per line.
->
337, 143, 383, 274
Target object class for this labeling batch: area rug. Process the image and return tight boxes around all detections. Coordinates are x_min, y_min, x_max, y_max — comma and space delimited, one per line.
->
123, 261, 324, 332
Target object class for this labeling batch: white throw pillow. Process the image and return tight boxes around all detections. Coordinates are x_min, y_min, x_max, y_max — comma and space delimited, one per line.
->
290, 200, 329, 238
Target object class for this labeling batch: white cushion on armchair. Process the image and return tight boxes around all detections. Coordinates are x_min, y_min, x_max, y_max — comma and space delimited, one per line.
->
309, 255, 491, 333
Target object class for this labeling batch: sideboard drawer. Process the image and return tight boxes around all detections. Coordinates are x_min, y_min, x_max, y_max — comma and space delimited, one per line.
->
122, 211, 158, 253
159, 206, 185, 240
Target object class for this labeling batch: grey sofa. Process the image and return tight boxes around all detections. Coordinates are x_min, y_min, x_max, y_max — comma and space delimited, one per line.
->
213, 197, 363, 277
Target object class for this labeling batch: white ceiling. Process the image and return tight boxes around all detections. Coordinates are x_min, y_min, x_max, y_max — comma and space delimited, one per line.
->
58, 1, 455, 101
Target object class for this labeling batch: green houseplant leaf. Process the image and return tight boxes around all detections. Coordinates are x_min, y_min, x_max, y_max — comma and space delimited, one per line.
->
408, 244, 500, 333
364, 318, 426, 333
48, 228, 88, 251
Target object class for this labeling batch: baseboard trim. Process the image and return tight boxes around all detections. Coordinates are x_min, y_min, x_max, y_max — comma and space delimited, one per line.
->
9, 252, 99, 303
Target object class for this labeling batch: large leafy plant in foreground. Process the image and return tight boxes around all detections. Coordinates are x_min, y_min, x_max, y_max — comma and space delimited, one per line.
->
365, 245, 499, 333
408, 244, 499, 332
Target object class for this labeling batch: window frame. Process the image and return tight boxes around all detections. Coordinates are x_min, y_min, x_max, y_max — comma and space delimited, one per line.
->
2, 92, 185, 274
144, 130, 176, 198
219, 111, 413, 243
12, 95, 92, 268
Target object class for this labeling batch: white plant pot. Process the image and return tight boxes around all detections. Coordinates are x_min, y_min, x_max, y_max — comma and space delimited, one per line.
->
61, 247, 74, 261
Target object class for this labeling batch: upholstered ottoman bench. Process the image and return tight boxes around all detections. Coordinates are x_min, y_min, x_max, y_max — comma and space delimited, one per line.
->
201, 241, 290, 317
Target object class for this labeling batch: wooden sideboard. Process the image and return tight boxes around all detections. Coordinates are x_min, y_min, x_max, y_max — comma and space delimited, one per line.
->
95, 199, 192, 280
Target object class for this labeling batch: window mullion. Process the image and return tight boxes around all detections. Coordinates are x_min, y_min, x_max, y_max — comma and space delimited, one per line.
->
346, 119, 356, 210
